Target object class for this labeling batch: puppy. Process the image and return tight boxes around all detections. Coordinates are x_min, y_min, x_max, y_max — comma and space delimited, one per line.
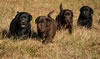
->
77, 6, 94, 29
9, 11, 32, 39
35, 11, 57, 44
56, 4, 73, 34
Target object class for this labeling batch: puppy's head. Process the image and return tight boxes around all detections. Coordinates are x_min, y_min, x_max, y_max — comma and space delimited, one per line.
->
59, 4, 73, 20
62, 9, 73, 20
16, 12, 32, 28
35, 16, 51, 32
80, 6, 93, 16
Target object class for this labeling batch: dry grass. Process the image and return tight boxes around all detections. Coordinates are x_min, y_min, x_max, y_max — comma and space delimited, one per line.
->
0, 0, 100, 59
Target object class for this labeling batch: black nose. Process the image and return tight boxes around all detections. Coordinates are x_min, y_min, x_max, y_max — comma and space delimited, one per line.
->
22, 21, 25, 23
21, 20, 26, 25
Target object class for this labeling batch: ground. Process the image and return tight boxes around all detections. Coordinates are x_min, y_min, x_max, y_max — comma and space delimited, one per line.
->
0, 0, 100, 59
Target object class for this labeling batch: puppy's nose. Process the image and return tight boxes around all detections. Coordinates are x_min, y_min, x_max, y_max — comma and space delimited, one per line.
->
21, 21, 26, 24
22, 21, 25, 23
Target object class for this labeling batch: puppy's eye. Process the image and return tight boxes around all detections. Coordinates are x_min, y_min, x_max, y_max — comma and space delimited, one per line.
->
21, 16, 26, 19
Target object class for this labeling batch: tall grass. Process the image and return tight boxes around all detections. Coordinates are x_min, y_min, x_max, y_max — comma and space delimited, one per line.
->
0, 0, 100, 59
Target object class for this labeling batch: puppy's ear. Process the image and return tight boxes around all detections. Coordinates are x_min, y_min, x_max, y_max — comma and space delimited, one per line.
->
35, 17, 40, 24
90, 8, 93, 14
60, 3, 63, 12
29, 15, 32, 21
80, 7, 83, 12
14, 11, 21, 20
46, 18, 52, 26
17, 11, 20, 14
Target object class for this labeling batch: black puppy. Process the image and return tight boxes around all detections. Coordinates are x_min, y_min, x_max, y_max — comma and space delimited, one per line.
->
9, 11, 32, 39
56, 4, 73, 34
77, 6, 94, 29
35, 11, 58, 44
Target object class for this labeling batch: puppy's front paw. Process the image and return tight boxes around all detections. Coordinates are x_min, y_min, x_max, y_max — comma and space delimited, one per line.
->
42, 40, 48, 44
42, 40, 53, 45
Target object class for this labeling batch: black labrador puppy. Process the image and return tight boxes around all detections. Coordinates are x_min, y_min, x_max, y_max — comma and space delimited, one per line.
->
77, 6, 94, 29
56, 4, 73, 34
9, 11, 32, 39
35, 11, 58, 44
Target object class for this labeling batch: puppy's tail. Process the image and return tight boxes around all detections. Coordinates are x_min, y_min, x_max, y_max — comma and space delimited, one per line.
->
60, 3, 63, 11
48, 11, 54, 18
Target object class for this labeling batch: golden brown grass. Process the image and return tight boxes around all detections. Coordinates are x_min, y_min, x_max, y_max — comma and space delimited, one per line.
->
0, 0, 100, 59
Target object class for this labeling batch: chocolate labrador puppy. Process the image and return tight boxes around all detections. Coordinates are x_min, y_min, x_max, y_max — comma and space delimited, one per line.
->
56, 4, 73, 34
35, 11, 57, 44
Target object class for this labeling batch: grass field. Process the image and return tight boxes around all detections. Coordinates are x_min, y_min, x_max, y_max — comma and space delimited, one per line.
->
0, 0, 100, 59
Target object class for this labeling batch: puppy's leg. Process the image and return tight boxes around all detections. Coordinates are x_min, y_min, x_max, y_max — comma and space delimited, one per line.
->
87, 21, 92, 29
7, 32, 12, 38
77, 18, 82, 26
66, 19, 73, 34
2, 30, 8, 38
69, 25, 72, 34
57, 24, 61, 30
56, 16, 61, 30
42, 37, 53, 44
14, 35, 18, 40
29, 29, 31, 38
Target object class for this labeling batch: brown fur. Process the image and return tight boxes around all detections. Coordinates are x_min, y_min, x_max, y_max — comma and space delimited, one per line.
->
56, 4, 73, 34
35, 11, 57, 44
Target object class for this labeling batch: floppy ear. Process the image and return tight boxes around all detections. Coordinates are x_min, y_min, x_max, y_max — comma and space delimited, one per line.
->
80, 7, 83, 12
35, 17, 40, 24
29, 15, 32, 21
90, 8, 93, 14
14, 11, 21, 20
46, 18, 52, 26
60, 3, 63, 12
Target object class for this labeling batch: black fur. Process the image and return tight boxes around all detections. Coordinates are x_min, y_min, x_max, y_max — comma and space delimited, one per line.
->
9, 11, 32, 39
77, 6, 94, 29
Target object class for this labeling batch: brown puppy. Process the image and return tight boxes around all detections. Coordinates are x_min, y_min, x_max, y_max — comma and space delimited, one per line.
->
35, 11, 57, 44
56, 4, 73, 34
